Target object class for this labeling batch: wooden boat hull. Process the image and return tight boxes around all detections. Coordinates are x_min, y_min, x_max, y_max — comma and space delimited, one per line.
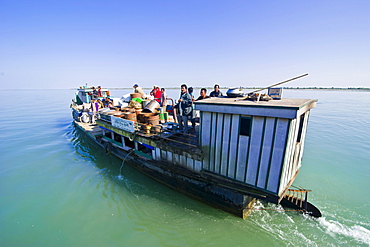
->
73, 120, 321, 218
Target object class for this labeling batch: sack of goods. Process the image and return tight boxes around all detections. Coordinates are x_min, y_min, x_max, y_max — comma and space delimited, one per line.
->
129, 100, 142, 109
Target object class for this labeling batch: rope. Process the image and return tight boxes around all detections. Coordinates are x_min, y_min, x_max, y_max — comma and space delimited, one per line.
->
129, 131, 136, 141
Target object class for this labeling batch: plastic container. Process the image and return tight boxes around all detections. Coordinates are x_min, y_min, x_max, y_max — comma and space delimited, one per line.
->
144, 100, 160, 113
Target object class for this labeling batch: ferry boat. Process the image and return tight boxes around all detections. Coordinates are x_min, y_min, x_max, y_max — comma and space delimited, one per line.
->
70, 85, 321, 218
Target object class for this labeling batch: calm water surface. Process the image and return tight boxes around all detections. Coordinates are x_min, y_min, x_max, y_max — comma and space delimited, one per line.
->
0, 89, 369, 246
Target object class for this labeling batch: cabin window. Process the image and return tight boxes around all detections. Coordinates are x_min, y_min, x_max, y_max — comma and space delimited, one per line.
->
113, 133, 122, 143
104, 130, 112, 139
123, 137, 135, 148
297, 114, 305, 143
240, 116, 251, 136
136, 142, 154, 158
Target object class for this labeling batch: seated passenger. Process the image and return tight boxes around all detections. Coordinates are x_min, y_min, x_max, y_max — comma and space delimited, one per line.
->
197, 88, 211, 100
209, 84, 223, 97
103, 97, 113, 107
96, 99, 104, 109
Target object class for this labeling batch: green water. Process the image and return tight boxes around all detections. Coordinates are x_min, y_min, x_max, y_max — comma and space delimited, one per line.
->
0, 89, 369, 246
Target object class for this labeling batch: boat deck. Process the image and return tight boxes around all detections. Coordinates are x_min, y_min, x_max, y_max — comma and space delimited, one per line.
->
74, 121, 103, 138
76, 118, 202, 156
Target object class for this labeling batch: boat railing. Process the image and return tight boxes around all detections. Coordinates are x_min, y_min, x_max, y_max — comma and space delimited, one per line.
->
134, 123, 199, 148
284, 187, 312, 210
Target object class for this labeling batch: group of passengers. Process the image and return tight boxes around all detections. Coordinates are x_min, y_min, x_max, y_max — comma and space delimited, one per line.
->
90, 83, 223, 134
88, 86, 113, 110
175, 84, 223, 134
90, 86, 102, 99
132, 83, 224, 133
133, 84, 168, 107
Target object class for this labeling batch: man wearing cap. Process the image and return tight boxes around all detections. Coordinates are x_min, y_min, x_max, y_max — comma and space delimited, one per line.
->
133, 84, 146, 98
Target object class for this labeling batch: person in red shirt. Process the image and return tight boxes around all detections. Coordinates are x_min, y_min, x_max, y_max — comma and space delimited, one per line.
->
97, 86, 102, 97
154, 86, 162, 105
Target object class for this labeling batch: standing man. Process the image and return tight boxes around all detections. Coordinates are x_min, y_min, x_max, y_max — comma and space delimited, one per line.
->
133, 84, 146, 98
91, 87, 99, 100
188, 87, 196, 130
177, 84, 193, 134
210, 84, 223, 97
160, 88, 168, 108
97, 86, 103, 97
150, 85, 157, 95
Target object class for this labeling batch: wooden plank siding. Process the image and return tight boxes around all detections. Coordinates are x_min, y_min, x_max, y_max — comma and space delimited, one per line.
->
186, 156, 194, 171
200, 113, 292, 195
167, 151, 173, 164
227, 114, 240, 179
153, 148, 198, 172
235, 135, 249, 181
256, 117, 275, 188
194, 160, 202, 172
154, 148, 160, 160
214, 113, 224, 174
245, 116, 265, 185
289, 116, 302, 186
279, 118, 298, 195
220, 114, 231, 176
150, 108, 312, 197
266, 118, 290, 193
173, 153, 180, 166
161, 149, 167, 161
209, 112, 218, 172
278, 110, 311, 195
200, 111, 212, 170
297, 111, 310, 170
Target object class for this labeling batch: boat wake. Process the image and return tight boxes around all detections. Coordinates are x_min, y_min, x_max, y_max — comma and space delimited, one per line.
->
317, 216, 370, 246
249, 201, 370, 246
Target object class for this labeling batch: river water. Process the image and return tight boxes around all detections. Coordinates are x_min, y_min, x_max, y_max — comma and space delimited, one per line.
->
0, 88, 369, 246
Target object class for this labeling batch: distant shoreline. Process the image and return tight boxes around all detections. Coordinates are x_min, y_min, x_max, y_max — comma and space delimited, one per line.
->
1, 87, 369, 91
103, 87, 370, 91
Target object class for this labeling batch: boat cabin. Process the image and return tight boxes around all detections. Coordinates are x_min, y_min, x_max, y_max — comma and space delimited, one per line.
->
194, 97, 317, 198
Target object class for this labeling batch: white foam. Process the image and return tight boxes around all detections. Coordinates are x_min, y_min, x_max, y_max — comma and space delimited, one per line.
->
249, 201, 370, 246
249, 202, 318, 246
318, 217, 370, 245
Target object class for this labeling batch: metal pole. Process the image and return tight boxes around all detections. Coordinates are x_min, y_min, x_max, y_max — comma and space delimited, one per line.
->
304, 191, 308, 211
249, 73, 309, 94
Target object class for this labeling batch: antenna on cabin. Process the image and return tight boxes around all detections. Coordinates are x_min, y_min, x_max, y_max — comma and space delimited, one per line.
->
249, 73, 308, 94
235, 73, 309, 101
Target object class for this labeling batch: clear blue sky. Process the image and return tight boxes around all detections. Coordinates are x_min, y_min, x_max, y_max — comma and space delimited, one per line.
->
1, 0, 369, 89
